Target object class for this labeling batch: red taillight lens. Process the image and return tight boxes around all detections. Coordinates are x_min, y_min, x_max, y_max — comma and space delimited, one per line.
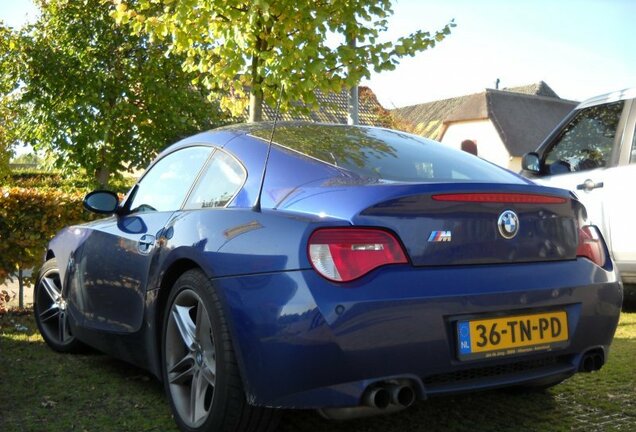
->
308, 228, 408, 282
576, 225, 606, 267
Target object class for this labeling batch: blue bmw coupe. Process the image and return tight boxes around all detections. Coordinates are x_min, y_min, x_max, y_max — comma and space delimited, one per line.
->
34, 123, 622, 431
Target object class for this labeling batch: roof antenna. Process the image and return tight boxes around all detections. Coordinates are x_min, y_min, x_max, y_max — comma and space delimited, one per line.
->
253, 84, 284, 212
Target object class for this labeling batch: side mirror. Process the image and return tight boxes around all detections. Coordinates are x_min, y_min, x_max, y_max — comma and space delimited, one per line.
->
83, 190, 119, 214
521, 152, 541, 174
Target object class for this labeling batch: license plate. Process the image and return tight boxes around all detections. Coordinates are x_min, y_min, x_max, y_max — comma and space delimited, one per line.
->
457, 311, 569, 361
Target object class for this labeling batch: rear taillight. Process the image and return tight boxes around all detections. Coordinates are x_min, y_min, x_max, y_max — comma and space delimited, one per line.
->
308, 228, 408, 282
432, 193, 567, 204
576, 225, 606, 267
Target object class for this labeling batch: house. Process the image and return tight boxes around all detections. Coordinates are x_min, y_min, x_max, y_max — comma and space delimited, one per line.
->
261, 86, 390, 127
391, 82, 578, 170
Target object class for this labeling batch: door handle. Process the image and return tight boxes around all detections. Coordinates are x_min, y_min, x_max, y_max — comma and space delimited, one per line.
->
138, 234, 155, 254
576, 179, 604, 192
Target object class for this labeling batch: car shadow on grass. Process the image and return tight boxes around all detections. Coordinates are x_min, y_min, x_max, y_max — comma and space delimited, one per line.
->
279, 389, 562, 432
2, 311, 634, 432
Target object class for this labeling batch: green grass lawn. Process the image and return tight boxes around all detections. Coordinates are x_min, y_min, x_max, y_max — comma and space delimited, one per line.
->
1, 311, 634, 432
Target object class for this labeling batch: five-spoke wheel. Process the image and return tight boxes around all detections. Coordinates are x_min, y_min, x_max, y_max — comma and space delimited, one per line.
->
165, 289, 217, 427
34, 258, 81, 352
162, 270, 279, 432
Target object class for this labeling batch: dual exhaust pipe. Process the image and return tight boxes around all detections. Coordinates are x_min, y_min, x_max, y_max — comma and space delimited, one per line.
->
363, 383, 416, 409
318, 381, 417, 420
579, 350, 604, 372
323, 350, 605, 421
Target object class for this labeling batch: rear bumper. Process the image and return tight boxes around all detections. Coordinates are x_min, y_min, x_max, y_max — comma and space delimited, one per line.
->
215, 258, 622, 408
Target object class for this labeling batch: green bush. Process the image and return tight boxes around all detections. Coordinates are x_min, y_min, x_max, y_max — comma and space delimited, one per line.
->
0, 187, 96, 286
2, 170, 136, 194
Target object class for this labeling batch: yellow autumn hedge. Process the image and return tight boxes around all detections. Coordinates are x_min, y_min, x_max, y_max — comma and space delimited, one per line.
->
0, 187, 95, 285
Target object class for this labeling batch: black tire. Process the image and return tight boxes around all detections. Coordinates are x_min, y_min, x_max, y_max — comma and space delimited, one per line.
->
33, 258, 83, 353
162, 269, 280, 432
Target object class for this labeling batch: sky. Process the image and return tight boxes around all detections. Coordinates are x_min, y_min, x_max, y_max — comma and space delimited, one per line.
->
1, 0, 635, 109
361, 0, 636, 108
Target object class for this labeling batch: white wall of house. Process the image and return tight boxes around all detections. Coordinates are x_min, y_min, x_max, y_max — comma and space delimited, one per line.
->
508, 156, 522, 172
441, 119, 517, 170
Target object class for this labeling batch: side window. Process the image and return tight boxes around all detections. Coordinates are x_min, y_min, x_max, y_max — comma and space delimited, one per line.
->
184, 150, 246, 210
129, 146, 212, 213
544, 101, 624, 174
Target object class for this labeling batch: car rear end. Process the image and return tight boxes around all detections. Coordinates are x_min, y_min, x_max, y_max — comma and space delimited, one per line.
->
218, 124, 622, 414
305, 182, 619, 391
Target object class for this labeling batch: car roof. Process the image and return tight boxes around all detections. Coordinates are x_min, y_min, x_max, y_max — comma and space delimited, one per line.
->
576, 87, 636, 110
151, 122, 397, 178
164, 121, 392, 152
215, 121, 393, 138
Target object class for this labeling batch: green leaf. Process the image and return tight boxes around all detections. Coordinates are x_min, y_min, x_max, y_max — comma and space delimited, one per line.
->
9, 0, 230, 187
110, 0, 454, 122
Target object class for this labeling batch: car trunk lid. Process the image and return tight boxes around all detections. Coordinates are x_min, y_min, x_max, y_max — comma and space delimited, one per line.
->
351, 183, 580, 266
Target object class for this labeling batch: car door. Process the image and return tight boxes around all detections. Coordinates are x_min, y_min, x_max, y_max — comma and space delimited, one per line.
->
71, 146, 213, 333
533, 99, 630, 247
602, 102, 636, 274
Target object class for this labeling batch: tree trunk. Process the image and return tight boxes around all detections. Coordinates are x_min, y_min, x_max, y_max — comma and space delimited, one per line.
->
248, 48, 264, 123
97, 118, 112, 188
249, 88, 263, 123
95, 166, 110, 188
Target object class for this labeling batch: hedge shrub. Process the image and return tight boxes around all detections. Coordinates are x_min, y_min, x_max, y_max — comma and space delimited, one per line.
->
3, 170, 136, 193
0, 187, 96, 286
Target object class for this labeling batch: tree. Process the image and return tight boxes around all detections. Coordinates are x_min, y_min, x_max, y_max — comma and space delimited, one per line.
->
10, 152, 43, 167
16, 0, 230, 187
113, 0, 455, 122
0, 23, 20, 178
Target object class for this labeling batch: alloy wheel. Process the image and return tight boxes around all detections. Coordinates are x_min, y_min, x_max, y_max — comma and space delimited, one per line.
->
35, 269, 73, 345
165, 289, 217, 428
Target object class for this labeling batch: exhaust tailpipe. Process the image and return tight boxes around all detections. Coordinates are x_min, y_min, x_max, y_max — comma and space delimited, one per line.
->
319, 381, 417, 420
579, 350, 605, 372
387, 384, 416, 408
581, 354, 595, 372
593, 353, 604, 371
363, 387, 390, 409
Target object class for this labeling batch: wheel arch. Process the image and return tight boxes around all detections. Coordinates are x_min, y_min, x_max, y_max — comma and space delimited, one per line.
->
155, 258, 201, 367
152, 257, 255, 403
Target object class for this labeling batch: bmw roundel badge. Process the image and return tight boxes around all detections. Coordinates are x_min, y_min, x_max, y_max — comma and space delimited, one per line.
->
497, 210, 519, 239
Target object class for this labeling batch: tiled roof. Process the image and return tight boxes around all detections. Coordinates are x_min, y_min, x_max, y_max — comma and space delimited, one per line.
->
261, 86, 389, 127
390, 82, 577, 155
503, 81, 560, 98
444, 90, 577, 156
390, 94, 469, 140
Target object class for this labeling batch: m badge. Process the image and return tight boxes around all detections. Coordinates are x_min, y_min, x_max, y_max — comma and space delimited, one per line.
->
428, 231, 452, 242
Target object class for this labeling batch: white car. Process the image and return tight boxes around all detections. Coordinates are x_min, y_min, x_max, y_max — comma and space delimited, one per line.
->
522, 87, 636, 283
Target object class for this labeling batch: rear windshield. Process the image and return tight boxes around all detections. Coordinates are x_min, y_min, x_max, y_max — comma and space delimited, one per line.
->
251, 125, 524, 183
